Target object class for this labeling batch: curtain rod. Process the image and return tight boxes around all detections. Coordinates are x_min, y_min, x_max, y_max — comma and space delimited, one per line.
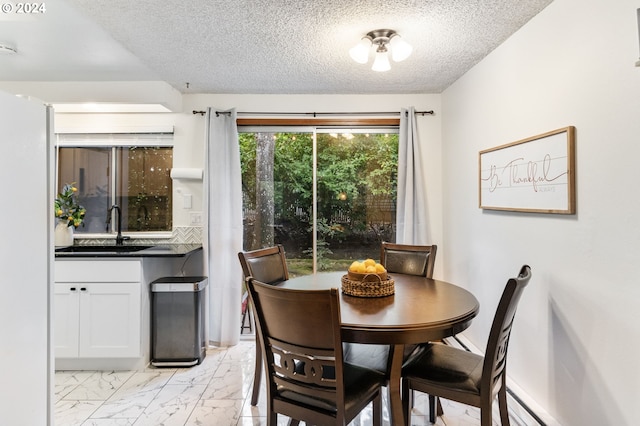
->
191, 110, 434, 117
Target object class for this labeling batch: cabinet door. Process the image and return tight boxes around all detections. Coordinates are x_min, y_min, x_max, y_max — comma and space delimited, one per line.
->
54, 284, 80, 358
78, 282, 141, 358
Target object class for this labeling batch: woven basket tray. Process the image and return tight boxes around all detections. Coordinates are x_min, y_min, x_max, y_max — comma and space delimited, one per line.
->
347, 270, 388, 281
341, 274, 395, 298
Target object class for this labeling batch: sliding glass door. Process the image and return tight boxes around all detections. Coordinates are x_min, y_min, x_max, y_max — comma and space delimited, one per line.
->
239, 127, 398, 276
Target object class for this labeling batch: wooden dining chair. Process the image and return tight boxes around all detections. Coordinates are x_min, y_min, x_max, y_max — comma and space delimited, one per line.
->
380, 242, 437, 279
238, 244, 289, 405
238, 244, 289, 285
246, 277, 385, 426
240, 290, 252, 334
344, 242, 439, 378
401, 265, 532, 426
382, 242, 438, 360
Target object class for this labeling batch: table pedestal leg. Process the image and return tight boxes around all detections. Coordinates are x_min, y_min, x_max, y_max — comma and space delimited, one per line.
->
388, 344, 406, 425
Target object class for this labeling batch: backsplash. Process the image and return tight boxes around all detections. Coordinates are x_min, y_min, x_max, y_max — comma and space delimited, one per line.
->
170, 226, 203, 244
76, 226, 203, 246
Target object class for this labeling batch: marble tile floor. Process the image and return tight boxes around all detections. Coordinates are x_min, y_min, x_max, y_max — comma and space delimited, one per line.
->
55, 338, 539, 426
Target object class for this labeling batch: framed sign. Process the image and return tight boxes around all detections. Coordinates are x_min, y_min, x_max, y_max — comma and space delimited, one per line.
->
479, 126, 576, 214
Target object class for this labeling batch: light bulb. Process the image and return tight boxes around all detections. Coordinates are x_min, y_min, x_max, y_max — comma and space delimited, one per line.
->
349, 37, 372, 64
371, 50, 391, 72
390, 35, 412, 62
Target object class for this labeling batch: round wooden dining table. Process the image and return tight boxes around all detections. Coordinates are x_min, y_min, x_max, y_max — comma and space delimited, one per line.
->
278, 271, 480, 426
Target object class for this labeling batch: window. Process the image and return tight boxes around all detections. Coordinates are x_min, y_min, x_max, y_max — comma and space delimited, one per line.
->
56, 134, 173, 235
239, 126, 398, 275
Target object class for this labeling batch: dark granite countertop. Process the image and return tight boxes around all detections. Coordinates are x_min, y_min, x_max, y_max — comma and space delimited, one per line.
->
54, 244, 203, 258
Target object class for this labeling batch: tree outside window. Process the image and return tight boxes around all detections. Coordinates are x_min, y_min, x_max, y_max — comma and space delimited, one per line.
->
240, 129, 397, 275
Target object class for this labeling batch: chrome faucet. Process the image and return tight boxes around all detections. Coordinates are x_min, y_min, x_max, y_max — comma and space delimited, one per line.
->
107, 204, 130, 245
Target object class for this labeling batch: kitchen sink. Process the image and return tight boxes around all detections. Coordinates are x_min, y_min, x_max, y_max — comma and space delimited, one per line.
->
55, 245, 154, 253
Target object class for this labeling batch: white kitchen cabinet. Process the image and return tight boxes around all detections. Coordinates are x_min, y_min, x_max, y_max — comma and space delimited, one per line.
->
53, 284, 80, 358
79, 282, 141, 357
54, 282, 140, 358
54, 260, 142, 361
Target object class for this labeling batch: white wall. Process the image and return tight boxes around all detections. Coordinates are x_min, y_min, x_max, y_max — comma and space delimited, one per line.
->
441, 0, 640, 424
0, 93, 52, 425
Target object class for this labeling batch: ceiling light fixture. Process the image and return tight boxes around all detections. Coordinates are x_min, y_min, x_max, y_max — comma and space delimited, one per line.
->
349, 29, 412, 72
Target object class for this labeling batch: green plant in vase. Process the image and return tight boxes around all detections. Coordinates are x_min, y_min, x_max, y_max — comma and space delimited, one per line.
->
54, 183, 86, 228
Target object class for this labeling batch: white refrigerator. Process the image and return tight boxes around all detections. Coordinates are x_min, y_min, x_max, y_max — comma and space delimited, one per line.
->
0, 90, 53, 425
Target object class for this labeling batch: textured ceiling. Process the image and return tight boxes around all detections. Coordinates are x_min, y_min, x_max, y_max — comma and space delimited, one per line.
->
0, 0, 553, 95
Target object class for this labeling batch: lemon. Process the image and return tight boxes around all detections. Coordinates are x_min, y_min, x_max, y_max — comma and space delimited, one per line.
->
375, 263, 386, 273
363, 258, 376, 267
349, 261, 361, 272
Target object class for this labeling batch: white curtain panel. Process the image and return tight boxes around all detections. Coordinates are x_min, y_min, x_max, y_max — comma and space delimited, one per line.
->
204, 107, 243, 347
396, 106, 429, 244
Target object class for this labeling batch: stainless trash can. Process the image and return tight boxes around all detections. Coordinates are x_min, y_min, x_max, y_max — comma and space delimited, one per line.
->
151, 276, 207, 367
